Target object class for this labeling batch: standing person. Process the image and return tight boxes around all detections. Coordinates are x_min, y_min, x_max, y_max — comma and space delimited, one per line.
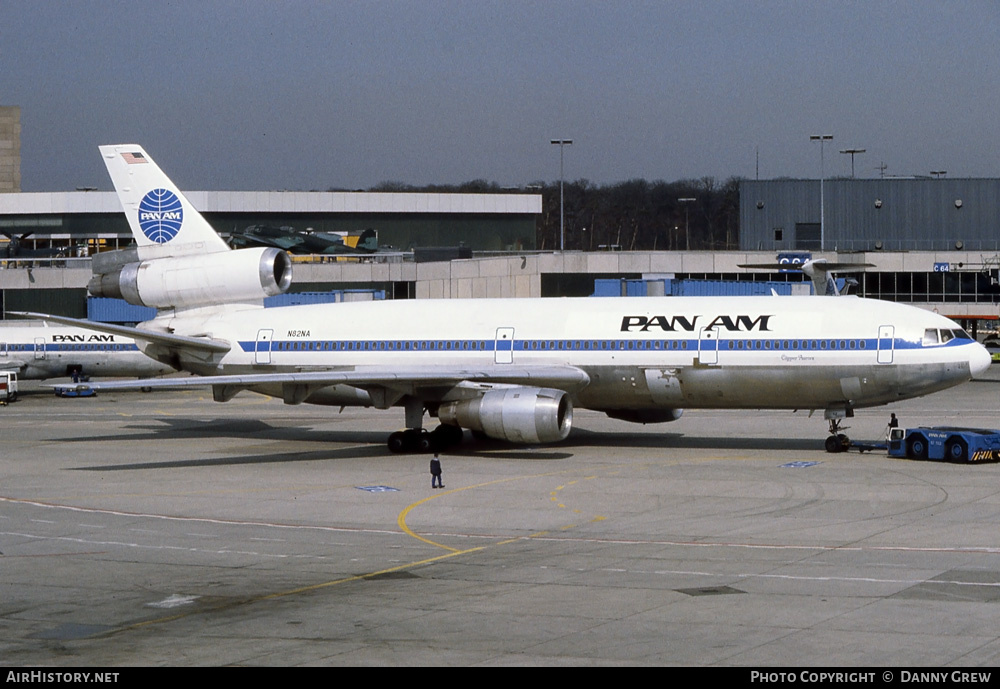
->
886, 413, 899, 440
430, 453, 444, 489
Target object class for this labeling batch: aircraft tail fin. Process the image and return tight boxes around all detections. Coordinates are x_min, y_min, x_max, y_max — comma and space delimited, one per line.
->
356, 228, 378, 252
800, 259, 872, 296
91, 146, 292, 313
99, 145, 230, 259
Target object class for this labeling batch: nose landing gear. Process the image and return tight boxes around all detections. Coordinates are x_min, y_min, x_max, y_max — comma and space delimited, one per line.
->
824, 407, 853, 453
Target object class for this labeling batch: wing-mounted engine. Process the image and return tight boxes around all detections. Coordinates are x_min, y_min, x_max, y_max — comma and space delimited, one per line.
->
438, 386, 573, 444
88, 246, 292, 309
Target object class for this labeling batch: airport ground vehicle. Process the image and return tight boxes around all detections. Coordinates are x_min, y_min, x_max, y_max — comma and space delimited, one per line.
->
887, 426, 1000, 462
984, 337, 1000, 363
0, 371, 18, 404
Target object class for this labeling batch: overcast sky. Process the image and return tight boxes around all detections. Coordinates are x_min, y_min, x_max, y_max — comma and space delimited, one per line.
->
2, 1, 998, 191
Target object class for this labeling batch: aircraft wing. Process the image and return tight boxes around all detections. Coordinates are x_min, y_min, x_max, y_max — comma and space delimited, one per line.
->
232, 233, 302, 251
48, 365, 592, 402
8, 311, 232, 354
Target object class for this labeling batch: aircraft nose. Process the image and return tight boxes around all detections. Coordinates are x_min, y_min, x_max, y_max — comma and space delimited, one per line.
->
970, 342, 992, 378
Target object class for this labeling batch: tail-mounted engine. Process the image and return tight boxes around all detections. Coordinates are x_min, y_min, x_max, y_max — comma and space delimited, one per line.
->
88, 247, 292, 309
438, 387, 573, 444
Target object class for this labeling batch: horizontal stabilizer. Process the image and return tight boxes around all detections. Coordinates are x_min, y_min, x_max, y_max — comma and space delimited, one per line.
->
7, 311, 231, 354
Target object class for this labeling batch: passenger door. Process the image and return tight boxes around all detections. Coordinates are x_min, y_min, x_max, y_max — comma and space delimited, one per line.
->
495, 327, 514, 364
255, 329, 274, 364
698, 327, 719, 365
877, 325, 894, 364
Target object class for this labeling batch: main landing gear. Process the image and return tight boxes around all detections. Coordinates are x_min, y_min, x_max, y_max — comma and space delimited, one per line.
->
386, 397, 465, 453
387, 424, 464, 454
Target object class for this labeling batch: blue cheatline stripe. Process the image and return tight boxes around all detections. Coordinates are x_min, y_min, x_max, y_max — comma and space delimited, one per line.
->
0, 336, 978, 356
236, 336, 978, 355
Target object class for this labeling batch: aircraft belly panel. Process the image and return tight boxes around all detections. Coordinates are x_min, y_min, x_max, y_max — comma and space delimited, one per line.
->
575, 362, 966, 411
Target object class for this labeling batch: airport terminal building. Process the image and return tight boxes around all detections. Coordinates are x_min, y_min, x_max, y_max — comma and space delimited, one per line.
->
0, 189, 540, 314
2, 175, 1000, 332
738, 178, 1000, 314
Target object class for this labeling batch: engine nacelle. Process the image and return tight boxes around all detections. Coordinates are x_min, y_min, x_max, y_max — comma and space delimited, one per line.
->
438, 387, 572, 444
605, 408, 684, 424
88, 247, 292, 309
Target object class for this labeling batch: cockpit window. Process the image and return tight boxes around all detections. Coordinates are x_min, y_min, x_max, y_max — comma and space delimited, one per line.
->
922, 328, 970, 346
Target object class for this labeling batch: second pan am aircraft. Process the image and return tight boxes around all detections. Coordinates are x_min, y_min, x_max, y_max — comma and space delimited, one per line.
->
0, 320, 173, 381
20, 145, 991, 454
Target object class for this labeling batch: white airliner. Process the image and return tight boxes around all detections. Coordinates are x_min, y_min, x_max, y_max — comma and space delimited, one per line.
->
18, 145, 991, 454
0, 320, 173, 381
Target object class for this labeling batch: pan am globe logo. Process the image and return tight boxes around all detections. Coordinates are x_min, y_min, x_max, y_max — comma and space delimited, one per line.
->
138, 188, 183, 243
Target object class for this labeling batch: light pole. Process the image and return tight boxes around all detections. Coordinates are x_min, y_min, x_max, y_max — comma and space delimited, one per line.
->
678, 197, 696, 250
810, 134, 833, 251
839, 148, 865, 178
550, 139, 573, 251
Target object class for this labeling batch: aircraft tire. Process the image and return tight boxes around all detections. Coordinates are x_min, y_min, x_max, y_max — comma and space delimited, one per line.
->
432, 424, 464, 449
945, 439, 968, 462
825, 434, 849, 453
387, 431, 410, 454
417, 432, 435, 453
907, 436, 928, 460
